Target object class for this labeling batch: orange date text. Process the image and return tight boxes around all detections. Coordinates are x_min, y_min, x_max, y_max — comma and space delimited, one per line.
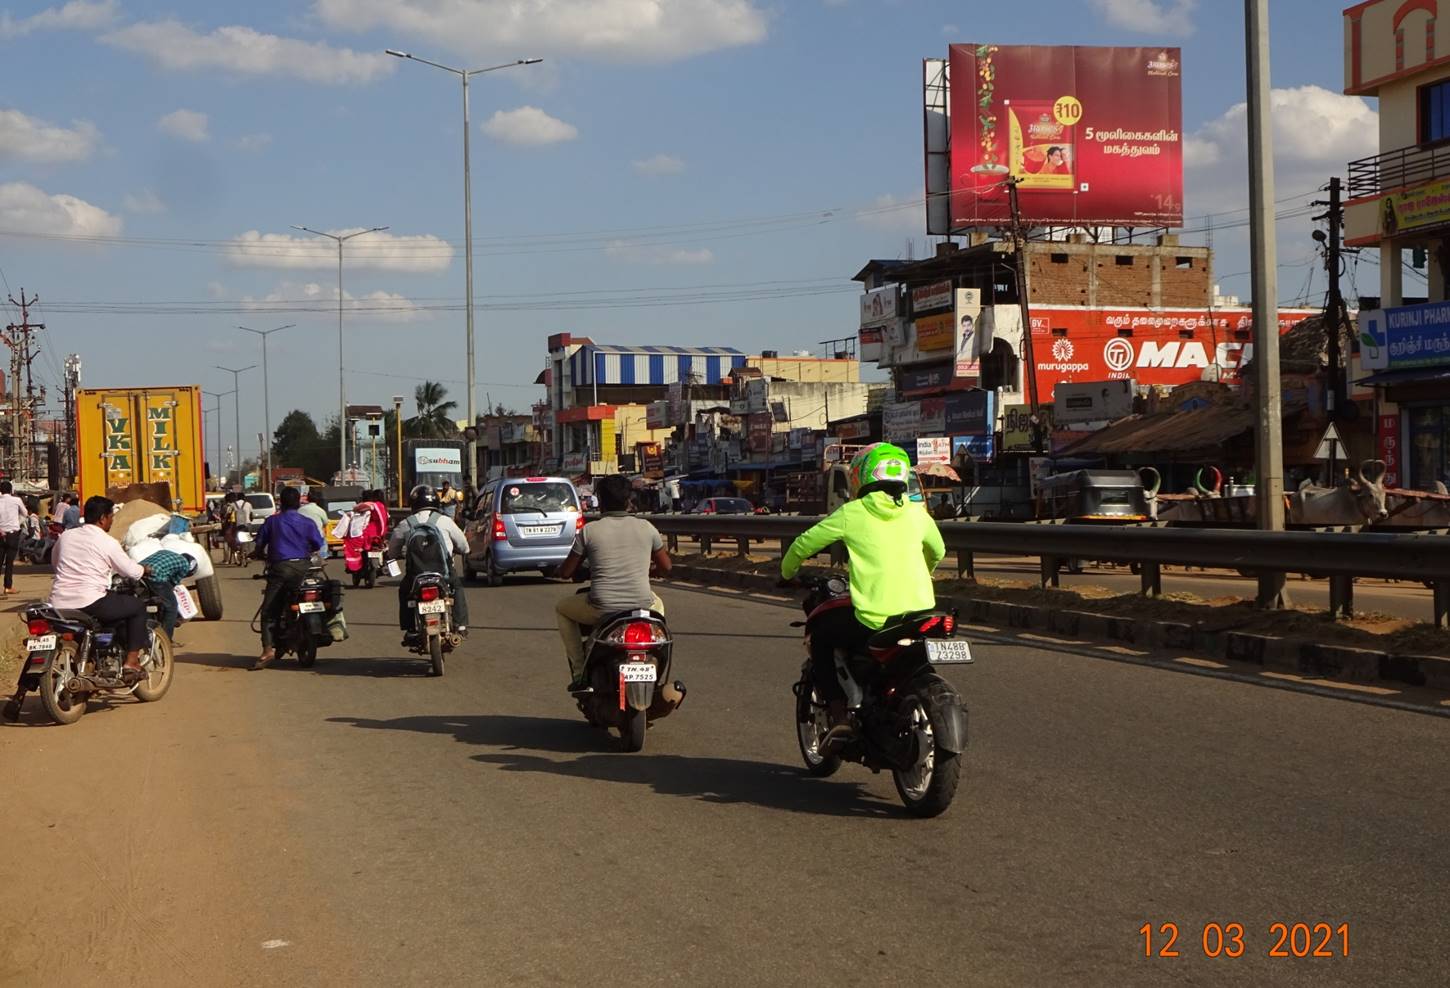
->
1139, 922, 1349, 959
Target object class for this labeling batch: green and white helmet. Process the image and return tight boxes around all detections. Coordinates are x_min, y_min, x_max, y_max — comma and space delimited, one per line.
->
848, 442, 912, 496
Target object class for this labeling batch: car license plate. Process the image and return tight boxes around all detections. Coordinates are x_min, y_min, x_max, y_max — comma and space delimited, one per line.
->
619, 662, 655, 683
417, 600, 446, 614
520, 525, 558, 537
925, 639, 973, 664
27, 635, 56, 652
297, 601, 325, 613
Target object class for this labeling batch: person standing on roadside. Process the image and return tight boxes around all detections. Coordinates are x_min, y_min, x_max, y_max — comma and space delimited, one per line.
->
0, 481, 28, 595
61, 493, 82, 530
438, 480, 461, 520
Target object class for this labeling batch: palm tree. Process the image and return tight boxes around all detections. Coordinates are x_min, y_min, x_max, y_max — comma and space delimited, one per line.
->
408, 381, 458, 438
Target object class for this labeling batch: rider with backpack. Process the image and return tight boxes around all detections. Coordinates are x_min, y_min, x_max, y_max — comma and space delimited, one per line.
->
388, 485, 470, 646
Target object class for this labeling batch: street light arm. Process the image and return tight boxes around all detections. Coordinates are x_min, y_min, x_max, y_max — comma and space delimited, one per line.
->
386, 49, 463, 75
467, 58, 543, 76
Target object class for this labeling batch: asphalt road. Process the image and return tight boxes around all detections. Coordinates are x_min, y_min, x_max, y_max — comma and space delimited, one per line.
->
3, 565, 1448, 987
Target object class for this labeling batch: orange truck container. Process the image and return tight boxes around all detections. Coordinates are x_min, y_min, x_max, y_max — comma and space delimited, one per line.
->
76, 386, 207, 513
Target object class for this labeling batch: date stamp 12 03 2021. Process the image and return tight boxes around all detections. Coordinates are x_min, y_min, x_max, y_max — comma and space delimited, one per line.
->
1141, 922, 1350, 959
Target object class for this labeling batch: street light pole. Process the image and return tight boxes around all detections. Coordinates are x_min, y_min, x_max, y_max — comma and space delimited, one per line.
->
1245, 0, 1286, 608
238, 324, 294, 491
214, 366, 255, 487
292, 225, 388, 483
202, 389, 234, 488
385, 48, 542, 484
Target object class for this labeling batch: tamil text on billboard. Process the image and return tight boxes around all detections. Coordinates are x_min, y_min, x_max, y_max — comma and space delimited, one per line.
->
948, 45, 1183, 229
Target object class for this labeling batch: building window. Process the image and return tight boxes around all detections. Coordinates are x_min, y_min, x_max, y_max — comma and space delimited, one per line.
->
1421, 79, 1450, 144
1050, 252, 1070, 264
1175, 256, 1194, 270
1409, 406, 1448, 489
1115, 255, 1134, 266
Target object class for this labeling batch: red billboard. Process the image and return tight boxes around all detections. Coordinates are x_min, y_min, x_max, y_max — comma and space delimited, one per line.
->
1027, 306, 1317, 401
948, 45, 1183, 229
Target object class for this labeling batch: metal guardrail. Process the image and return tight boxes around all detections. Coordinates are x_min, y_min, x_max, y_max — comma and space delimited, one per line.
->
647, 515, 1450, 626
1347, 144, 1450, 200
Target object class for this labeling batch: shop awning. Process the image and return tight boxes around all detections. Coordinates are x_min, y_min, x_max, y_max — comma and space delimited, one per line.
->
1354, 366, 1450, 387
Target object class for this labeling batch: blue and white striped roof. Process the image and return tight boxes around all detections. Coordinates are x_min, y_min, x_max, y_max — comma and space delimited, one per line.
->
569, 344, 747, 387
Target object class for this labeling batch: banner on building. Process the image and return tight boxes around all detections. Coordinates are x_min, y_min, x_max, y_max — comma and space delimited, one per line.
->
748, 413, 773, 453
883, 401, 921, 442
952, 434, 995, 461
1359, 302, 1450, 371
915, 313, 956, 352
860, 286, 899, 328
1003, 403, 1054, 451
919, 397, 947, 435
1379, 413, 1401, 488
944, 389, 994, 435
953, 288, 985, 381
900, 362, 954, 396
948, 44, 1183, 229
911, 280, 954, 314
1377, 178, 1450, 238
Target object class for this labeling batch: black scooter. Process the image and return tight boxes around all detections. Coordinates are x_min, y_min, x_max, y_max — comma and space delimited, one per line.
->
254, 561, 338, 667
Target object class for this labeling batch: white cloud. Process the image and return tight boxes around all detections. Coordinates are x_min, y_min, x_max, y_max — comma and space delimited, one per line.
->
0, 109, 100, 163
225, 229, 454, 275
0, 181, 121, 237
605, 241, 714, 265
1088, 0, 1195, 37
102, 20, 393, 85
1185, 85, 1378, 217
0, 0, 117, 39
122, 189, 166, 214
241, 280, 429, 322
632, 153, 685, 176
482, 106, 577, 146
233, 133, 272, 151
156, 108, 209, 143
313, 0, 767, 63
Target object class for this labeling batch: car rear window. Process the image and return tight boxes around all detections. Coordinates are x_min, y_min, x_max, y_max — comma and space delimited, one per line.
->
715, 499, 752, 513
500, 482, 578, 515
246, 495, 273, 510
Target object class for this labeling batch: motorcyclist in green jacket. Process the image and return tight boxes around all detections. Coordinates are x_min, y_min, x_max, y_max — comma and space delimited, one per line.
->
781, 443, 946, 743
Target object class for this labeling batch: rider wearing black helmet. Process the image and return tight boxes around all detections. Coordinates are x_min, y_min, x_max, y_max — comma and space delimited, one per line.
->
387, 484, 470, 644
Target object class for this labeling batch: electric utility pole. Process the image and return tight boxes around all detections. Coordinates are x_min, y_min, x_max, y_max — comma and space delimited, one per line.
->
1007, 178, 1043, 448
4, 290, 43, 483
1313, 177, 1347, 419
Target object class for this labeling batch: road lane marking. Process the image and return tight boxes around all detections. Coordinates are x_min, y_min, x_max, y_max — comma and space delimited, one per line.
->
1174, 657, 1229, 670
1018, 633, 1091, 646
261, 940, 290, 950
1261, 672, 1400, 696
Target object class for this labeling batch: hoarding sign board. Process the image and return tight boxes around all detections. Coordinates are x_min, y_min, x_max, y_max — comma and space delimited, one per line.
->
917, 437, 952, 465
915, 313, 956, 352
948, 44, 1183, 229
860, 286, 899, 328
911, 280, 954, 314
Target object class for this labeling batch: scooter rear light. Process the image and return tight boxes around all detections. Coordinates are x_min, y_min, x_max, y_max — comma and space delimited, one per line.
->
943, 614, 956, 635
419, 585, 441, 602
919, 615, 943, 635
493, 517, 508, 541
623, 621, 662, 646
302, 589, 321, 602
27, 618, 50, 636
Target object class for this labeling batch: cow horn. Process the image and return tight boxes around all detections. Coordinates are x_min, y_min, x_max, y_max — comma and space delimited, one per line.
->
1359, 459, 1387, 485
1139, 466, 1161, 497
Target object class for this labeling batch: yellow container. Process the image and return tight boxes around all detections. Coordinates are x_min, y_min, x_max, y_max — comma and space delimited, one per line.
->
76, 386, 207, 512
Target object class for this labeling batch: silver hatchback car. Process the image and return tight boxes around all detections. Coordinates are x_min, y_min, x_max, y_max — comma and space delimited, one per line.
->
464, 476, 583, 585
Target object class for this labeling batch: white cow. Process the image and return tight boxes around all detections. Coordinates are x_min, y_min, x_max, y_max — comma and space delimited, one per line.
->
1287, 460, 1390, 527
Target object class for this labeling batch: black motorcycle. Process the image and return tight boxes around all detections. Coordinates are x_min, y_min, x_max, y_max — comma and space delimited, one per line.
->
4, 578, 175, 725
256, 562, 338, 667
790, 576, 971, 817
404, 570, 458, 677
573, 600, 684, 752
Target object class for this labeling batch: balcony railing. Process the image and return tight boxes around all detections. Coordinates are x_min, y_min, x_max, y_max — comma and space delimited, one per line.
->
1348, 143, 1450, 200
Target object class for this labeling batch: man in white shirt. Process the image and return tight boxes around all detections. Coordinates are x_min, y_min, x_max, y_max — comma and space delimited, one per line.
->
49, 496, 154, 682
0, 480, 28, 595
298, 493, 330, 559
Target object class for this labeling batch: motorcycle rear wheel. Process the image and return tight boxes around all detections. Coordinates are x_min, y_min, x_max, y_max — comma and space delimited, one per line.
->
133, 630, 174, 703
621, 706, 647, 752
296, 637, 318, 668
429, 634, 445, 677
892, 692, 961, 818
796, 684, 841, 777
39, 644, 86, 725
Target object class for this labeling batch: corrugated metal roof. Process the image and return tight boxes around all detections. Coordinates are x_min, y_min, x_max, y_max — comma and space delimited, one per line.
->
1061, 406, 1259, 456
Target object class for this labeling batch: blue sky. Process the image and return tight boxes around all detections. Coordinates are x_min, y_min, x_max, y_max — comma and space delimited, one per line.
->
0, 0, 1371, 450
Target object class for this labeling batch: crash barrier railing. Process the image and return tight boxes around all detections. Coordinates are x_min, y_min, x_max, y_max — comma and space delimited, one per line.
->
647, 515, 1450, 627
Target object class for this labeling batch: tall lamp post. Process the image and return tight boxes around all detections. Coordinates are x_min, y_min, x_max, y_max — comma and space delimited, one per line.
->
385, 48, 542, 482
393, 394, 405, 506
214, 365, 255, 487
292, 224, 388, 482
238, 324, 294, 491
202, 389, 233, 488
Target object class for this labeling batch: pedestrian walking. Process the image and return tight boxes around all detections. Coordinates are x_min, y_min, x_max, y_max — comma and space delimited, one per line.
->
0, 481, 28, 594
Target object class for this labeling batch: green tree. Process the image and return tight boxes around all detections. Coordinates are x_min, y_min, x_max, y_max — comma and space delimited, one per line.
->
408, 381, 458, 438
271, 410, 320, 470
